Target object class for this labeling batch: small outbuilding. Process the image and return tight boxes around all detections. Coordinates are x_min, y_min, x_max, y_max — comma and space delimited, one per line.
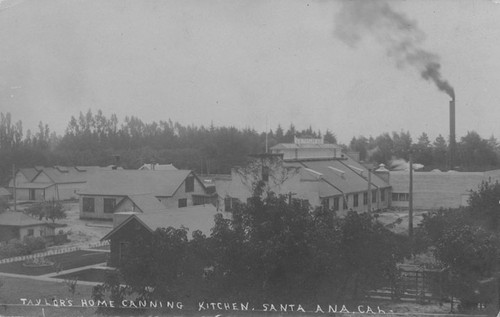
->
101, 205, 227, 267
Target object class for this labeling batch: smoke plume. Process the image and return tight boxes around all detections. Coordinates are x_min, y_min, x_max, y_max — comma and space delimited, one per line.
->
335, 0, 454, 99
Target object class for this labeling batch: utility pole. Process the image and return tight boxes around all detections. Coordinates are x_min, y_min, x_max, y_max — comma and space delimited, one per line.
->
408, 151, 414, 239
12, 164, 17, 211
367, 167, 372, 212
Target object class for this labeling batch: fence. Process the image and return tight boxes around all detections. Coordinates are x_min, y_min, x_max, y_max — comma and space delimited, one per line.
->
0, 240, 110, 264
368, 265, 446, 303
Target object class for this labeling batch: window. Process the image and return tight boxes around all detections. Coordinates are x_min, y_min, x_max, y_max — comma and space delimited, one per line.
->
178, 198, 187, 208
343, 196, 349, 210
193, 195, 206, 206
353, 194, 359, 207
103, 198, 116, 213
82, 197, 95, 213
28, 229, 34, 236
381, 189, 386, 202
333, 197, 340, 211
372, 190, 377, 203
262, 166, 270, 182
185, 176, 195, 193
392, 193, 409, 202
363, 192, 368, 205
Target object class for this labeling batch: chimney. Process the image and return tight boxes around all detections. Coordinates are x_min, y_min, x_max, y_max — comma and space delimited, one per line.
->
449, 98, 456, 170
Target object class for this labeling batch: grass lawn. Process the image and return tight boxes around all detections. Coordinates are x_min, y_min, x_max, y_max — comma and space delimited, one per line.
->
0, 275, 98, 317
0, 250, 108, 276
54, 268, 112, 283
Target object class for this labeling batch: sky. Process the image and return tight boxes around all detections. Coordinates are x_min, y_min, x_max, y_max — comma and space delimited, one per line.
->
0, 0, 499, 144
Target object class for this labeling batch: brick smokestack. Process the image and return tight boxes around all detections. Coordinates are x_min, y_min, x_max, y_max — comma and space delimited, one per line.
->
449, 98, 456, 170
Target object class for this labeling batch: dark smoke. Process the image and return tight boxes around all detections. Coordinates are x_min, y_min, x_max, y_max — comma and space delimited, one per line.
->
334, 0, 454, 99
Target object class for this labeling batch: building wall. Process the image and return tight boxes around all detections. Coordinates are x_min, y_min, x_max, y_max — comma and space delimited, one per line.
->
114, 199, 141, 213
216, 161, 308, 212
159, 177, 207, 209
8, 172, 30, 187
0, 226, 19, 242
43, 186, 58, 201
107, 218, 152, 267
14, 187, 56, 201
389, 171, 490, 210
321, 187, 391, 215
273, 148, 340, 160
79, 195, 125, 220
19, 225, 53, 240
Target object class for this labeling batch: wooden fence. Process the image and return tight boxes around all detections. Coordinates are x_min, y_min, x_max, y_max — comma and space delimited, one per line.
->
0, 240, 110, 264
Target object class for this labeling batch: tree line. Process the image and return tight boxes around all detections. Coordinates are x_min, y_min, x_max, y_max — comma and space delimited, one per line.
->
1, 110, 500, 185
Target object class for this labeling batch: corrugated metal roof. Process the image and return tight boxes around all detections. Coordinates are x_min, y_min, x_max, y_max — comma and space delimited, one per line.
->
79, 170, 193, 197
283, 156, 390, 198
0, 211, 48, 227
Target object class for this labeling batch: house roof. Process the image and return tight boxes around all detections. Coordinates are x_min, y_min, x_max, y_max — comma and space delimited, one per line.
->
38, 167, 89, 184
18, 168, 40, 182
116, 194, 169, 213
79, 170, 195, 197
284, 156, 390, 198
138, 163, 178, 171
0, 187, 11, 196
0, 211, 49, 227
102, 205, 227, 240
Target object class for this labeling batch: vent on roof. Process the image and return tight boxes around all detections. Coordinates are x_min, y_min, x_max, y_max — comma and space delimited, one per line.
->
348, 165, 364, 175
55, 166, 69, 173
328, 166, 345, 178
304, 168, 322, 178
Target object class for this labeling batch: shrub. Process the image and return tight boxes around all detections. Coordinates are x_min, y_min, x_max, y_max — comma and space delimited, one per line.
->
24, 236, 46, 253
0, 239, 28, 258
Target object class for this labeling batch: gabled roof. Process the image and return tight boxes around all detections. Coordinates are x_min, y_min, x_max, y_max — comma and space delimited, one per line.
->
284, 156, 390, 198
115, 194, 169, 213
38, 167, 88, 184
0, 211, 49, 227
102, 205, 227, 240
18, 168, 40, 182
79, 170, 195, 197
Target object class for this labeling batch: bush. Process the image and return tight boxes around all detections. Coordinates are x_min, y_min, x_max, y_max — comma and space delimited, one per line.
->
24, 236, 46, 253
0, 239, 28, 258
